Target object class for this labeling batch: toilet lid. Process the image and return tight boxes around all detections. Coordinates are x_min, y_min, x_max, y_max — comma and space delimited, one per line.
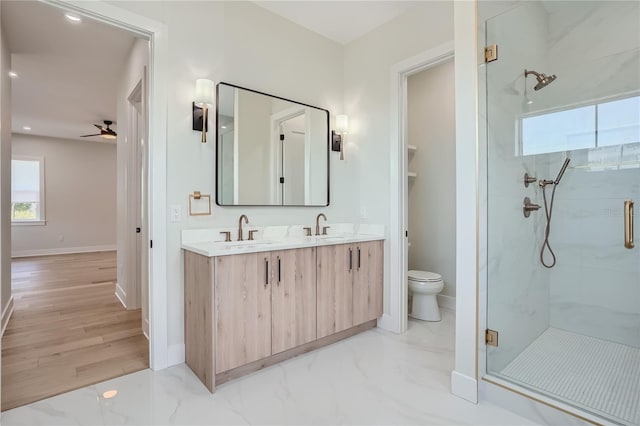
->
408, 270, 442, 282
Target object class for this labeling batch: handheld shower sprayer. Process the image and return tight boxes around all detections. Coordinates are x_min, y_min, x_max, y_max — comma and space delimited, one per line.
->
554, 158, 570, 185
538, 158, 571, 268
539, 158, 570, 188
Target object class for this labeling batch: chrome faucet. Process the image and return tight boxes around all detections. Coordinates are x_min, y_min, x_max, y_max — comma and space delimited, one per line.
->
315, 213, 327, 236
238, 214, 249, 241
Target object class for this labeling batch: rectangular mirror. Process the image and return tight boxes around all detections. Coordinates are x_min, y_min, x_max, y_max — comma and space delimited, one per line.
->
216, 82, 330, 206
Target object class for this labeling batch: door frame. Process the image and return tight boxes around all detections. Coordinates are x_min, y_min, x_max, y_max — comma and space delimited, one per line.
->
44, 0, 169, 370
384, 41, 455, 334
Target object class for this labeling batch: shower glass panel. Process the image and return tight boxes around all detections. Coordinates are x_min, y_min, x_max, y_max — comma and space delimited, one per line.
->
484, 2, 640, 425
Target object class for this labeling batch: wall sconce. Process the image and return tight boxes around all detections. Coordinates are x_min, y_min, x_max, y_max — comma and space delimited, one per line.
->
192, 78, 215, 143
332, 114, 349, 160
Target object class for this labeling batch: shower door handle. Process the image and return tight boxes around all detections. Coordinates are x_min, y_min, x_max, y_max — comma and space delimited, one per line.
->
624, 200, 634, 249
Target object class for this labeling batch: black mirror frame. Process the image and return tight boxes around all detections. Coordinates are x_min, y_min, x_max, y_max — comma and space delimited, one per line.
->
215, 82, 330, 207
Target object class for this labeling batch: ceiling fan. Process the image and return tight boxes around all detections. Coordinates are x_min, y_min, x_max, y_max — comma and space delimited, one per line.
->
80, 120, 117, 140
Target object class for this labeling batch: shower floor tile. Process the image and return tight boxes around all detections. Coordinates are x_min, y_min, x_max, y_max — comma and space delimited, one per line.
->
500, 328, 640, 425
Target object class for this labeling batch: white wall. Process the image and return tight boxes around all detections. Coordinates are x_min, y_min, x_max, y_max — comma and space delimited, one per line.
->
407, 60, 456, 298
1, 10, 12, 329
106, 0, 350, 362
11, 134, 116, 256
343, 0, 454, 324
542, 2, 640, 348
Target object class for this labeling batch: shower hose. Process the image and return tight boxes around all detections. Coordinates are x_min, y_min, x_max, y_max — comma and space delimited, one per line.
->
540, 183, 558, 268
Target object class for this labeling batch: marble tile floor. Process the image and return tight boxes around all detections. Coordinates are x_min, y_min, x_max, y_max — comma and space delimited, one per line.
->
2, 310, 538, 425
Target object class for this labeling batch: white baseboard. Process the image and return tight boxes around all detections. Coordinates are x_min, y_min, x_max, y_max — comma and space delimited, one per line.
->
377, 313, 401, 333
12, 244, 116, 258
1, 296, 15, 337
168, 343, 185, 367
437, 294, 456, 311
142, 318, 149, 340
451, 370, 478, 403
115, 283, 127, 309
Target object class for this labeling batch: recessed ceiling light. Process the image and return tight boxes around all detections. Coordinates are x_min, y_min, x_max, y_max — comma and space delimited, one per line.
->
8, 71, 18, 78
65, 13, 82, 23
23, 126, 31, 131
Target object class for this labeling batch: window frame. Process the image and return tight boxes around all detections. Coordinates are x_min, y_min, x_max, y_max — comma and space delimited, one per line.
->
11, 155, 46, 226
518, 90, 640, 157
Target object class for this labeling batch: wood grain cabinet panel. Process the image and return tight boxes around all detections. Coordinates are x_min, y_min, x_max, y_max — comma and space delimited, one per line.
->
316, 244, 353, 339
184, 251, 216, 391
214, 252, 272, 373
353, 241, 384, 325
270, 248, 317, 354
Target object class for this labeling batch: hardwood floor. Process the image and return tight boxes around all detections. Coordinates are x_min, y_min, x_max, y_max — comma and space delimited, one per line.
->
1, 251, 148, 411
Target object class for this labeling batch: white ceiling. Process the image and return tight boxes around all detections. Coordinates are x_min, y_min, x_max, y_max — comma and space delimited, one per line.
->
2, 1, 140, 143
252, 1, 421, 45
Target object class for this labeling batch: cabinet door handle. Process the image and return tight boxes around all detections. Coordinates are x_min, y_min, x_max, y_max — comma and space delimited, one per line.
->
277, 256, 281, 284
348, 248, 353, 271
265, 258, 269, 287
357, 247, 361, 269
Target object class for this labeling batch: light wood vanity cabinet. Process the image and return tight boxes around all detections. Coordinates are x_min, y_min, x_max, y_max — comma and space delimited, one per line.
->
270, 248, 317, 354
214, 248, 317, 373
214, 252, 272, 373
183, 238, 382, 393
352, 241, 384, 325
317, 240, 384, 339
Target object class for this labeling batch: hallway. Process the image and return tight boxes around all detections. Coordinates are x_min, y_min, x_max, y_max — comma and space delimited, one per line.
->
1, 251, 148, 411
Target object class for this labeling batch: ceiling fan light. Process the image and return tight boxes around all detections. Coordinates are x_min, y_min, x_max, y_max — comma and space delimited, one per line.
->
102, 133, 116, 140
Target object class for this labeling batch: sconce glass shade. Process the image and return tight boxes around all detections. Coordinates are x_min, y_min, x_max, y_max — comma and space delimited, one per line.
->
336, 114, 349, 134
194, 79, 215, 107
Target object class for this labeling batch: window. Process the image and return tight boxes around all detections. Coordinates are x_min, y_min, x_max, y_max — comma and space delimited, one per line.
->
520, 94, 640, 167
11, 156, 45, 225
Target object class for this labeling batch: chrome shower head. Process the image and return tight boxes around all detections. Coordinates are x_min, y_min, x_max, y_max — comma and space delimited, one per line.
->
525, 69, 557, 91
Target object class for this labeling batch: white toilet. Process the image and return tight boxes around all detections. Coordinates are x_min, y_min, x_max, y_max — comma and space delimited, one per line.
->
408, 270, 444, 321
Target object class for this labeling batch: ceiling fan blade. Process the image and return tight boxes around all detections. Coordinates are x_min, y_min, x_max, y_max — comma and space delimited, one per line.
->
94, 124, 105, 130
80, 133, 101, 137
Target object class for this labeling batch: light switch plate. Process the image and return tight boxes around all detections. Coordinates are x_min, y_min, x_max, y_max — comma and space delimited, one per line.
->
360, 206, 368, 219
170, 205, 182, 222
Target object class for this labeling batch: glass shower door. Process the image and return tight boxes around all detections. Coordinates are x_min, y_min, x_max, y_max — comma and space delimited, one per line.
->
484, 2, 640, 425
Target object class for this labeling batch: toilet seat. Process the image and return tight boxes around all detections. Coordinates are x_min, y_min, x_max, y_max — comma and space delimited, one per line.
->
408, 270, 441, 282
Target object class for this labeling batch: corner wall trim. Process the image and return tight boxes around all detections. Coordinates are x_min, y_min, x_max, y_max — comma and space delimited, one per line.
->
451, 370, 478, 403
12, 244, 116, 258
115, 283, 127, 309
437, 294, 456, 311
168, 343, 185, 367
1, 296, 15, 337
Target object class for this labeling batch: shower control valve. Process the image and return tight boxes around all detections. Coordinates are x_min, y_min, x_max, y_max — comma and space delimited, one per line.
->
523, 197, 541, 218
524, 173, 537, 187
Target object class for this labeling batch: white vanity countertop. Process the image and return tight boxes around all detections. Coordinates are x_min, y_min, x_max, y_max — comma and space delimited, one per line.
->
181, 224, 385, 257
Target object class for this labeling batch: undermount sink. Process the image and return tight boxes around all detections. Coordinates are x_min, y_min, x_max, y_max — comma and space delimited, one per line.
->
312, 235, 347, 241
222, 240, 274, 249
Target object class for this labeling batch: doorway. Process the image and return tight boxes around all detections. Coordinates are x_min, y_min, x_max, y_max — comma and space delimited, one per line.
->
2, 2, 160, 408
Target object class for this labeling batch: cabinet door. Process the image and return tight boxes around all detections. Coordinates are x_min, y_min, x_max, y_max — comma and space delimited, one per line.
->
271, 248, 317, 354
353, 240, 384, 325
316, 243, 353, 338
214, 252, 271, 373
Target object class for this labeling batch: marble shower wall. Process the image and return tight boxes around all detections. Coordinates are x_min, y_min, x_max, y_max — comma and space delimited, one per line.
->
543, 1, 640, 348
485, 1, 553, 373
